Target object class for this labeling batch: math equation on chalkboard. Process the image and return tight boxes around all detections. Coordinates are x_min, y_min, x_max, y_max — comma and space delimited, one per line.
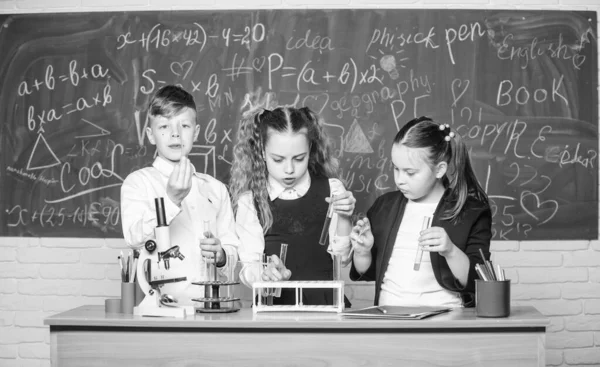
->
0, 9, 597, 239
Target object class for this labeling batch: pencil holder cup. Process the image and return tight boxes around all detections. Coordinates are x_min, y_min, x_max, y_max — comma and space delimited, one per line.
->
105, 298, 121, 314
120, 282, 135, 314
476, 279, 510, 318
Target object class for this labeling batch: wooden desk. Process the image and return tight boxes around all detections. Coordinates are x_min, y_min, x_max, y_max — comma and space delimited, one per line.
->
45, 305, 548, 366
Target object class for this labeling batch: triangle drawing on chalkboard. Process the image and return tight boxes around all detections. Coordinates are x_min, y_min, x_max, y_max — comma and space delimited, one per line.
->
26, 133, 61, 171
75, 118, 111, 139
344, 119, 374, 154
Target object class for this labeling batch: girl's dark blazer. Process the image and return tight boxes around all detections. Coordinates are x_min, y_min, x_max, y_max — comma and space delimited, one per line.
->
350, 190, 492, 307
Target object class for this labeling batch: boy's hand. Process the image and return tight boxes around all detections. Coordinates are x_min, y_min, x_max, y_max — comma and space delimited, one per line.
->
167, 156, 193, 207
200, 236, 226, 265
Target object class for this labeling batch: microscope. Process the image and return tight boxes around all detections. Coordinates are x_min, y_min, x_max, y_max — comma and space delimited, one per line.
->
133, 197, 192, 318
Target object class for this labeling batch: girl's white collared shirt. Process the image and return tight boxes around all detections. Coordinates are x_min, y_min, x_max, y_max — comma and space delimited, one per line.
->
235, 170, 352, 287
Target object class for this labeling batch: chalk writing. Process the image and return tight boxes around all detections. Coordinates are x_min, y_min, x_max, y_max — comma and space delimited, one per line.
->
0, 9, 596, 240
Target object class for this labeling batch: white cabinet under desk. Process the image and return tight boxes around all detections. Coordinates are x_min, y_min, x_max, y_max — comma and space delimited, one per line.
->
45, 305, 549, 367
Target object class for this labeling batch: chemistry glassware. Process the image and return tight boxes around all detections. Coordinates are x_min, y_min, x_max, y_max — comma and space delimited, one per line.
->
202, 220, 218, 282
413, 216, 432, 271
319, 194, 337, 246
273, 243, 288, 298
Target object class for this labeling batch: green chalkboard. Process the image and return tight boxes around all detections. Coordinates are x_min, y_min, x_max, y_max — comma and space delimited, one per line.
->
0, 9, 597, 239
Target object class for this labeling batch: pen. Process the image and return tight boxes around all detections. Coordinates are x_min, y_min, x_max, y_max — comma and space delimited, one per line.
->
377, 306, 387, 314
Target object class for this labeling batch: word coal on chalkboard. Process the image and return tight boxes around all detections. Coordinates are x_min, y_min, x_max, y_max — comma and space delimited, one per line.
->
0, 9, 597, 240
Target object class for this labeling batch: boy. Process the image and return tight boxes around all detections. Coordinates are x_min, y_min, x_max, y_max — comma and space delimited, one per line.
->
121, 85, 239, 304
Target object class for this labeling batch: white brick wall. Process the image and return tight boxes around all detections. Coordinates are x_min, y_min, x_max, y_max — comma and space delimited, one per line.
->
0, 1, 599, 367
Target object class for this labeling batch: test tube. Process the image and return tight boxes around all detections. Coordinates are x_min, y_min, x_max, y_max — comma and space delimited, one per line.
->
262, 254, 274, 306
274, 243, 288, 298
413, 216, 432, 271
203, 220, 217, 282
319, 195, 335, 246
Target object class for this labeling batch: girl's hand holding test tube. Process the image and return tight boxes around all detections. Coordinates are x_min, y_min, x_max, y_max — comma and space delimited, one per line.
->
260, 255, 291, 281
325, 190, 356, 218
350, 217, 373, 254
418, 225, 458, 258
319, 190, 357, 246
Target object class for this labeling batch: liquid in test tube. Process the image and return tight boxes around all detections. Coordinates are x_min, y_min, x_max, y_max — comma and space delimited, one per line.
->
413, 216, 432, 271
274, 243, 288, 298
319, 195, 335, 246
203, 220, 217, 282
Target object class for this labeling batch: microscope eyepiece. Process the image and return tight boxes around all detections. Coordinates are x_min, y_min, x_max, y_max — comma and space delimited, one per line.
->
155, 198, 167, 227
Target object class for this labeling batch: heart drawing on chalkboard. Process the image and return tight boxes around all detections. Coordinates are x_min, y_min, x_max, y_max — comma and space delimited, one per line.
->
170, 60, 194, 79
304, 92, 329, 115
451, 79, 469, 107
519, 190, 559, 225
252, 57, 266, 72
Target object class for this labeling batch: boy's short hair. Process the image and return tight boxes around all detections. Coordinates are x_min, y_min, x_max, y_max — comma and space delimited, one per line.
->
148, 85, 196, 119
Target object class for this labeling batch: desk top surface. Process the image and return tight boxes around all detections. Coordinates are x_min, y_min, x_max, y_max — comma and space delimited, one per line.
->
45, 305, 548, 331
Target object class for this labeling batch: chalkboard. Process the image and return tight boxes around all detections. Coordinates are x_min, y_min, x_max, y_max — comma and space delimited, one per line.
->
0, 10, 597, 240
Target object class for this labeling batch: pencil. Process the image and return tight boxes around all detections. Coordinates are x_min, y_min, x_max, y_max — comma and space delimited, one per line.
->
131, 250, 139, 283
475, 264, 489, 281
478, 248, 496, 281
126, 255, 131, 283
117, 255, 124, 282
478, 248, 486, 262
495, 263, 504, 281
487, 261, 497, 281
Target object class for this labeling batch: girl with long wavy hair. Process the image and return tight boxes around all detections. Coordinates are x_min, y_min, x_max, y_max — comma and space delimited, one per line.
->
230, 106, 355, 306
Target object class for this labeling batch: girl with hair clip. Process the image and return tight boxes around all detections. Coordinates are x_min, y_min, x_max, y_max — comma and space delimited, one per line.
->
231, 106, 356, 306
350, 116, 491, 308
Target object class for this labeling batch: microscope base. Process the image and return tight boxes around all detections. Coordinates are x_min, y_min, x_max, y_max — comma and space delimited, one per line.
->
133, 293, 191, 318
134, 304, 187, 318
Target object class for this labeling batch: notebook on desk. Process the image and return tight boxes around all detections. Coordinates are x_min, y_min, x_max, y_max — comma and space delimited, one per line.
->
341, 305, 452, 320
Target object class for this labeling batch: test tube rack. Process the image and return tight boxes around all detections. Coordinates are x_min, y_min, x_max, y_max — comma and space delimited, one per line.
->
252, 280, 344, 313
191, 280, 240, 313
